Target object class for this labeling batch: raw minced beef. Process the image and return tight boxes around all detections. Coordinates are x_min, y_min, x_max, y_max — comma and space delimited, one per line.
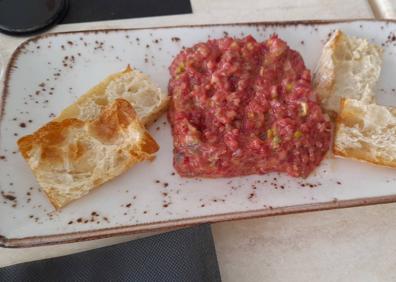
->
168, 35, 331, 178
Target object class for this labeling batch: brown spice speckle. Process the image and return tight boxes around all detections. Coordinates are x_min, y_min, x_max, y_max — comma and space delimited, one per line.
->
1, 191, 16, 201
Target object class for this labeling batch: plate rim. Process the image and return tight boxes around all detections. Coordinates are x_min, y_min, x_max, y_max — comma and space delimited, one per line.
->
1, 18, 396, 248
2, 194, 396, 247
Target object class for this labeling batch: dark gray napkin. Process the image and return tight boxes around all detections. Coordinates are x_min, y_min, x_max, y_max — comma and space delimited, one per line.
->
63, 0, 192, 24
0, 224, 221, 282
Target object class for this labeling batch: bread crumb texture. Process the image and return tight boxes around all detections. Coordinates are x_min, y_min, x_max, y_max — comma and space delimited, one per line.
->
334, 98, 396, 167
314, 30, 383, 113
18, 99, 159, 209
55, 66, 169, 126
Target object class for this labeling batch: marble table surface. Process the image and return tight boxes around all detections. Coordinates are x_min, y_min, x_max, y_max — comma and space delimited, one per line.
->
1, 0, 396, 281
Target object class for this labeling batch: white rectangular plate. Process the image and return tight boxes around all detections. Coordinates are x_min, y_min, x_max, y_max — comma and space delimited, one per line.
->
1, 20, 396, 247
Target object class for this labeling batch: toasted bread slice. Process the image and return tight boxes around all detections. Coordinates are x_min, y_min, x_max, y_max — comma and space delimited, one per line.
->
334, 98, 396, 167
18, 99, 159, 209
55, 66, 168, 126
313, 30, 383, 114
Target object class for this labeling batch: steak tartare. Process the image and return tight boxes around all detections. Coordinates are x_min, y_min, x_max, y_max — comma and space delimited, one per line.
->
168, 35, 331, 178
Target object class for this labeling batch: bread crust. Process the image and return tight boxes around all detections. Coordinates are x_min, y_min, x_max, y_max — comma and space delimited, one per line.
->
313, 30, 383, 114
55, 66, 169, 126
18, 99, 159, 209
334, 98, 396, 168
